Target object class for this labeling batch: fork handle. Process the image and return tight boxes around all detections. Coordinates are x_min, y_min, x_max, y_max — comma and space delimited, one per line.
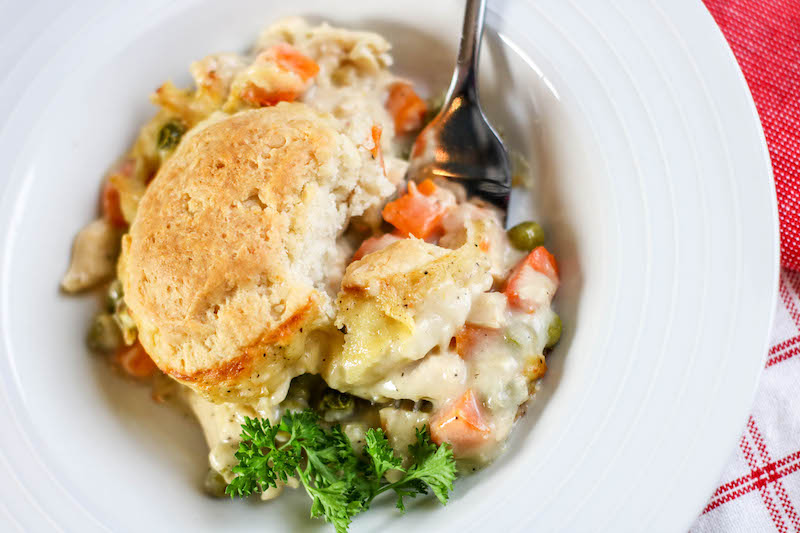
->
446, 0, 487, 104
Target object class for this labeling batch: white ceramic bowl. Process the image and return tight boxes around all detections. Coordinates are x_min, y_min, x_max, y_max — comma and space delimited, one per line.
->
0, 1, 778, 532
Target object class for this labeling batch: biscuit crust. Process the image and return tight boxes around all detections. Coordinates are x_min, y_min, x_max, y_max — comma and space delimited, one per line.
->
120, 103, 390, 402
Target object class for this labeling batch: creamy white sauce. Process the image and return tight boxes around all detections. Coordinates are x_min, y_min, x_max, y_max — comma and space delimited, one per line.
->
404, 276, 493, 359
355, 350, 467, 405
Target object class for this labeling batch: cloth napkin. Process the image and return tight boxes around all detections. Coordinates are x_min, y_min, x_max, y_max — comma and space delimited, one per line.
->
701, 0, 800, 271
691, 271, 800, 532
691, 1, 800, 531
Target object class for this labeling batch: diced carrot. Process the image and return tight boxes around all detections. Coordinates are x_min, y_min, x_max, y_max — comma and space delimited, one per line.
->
528, 246, 559, 281
102, 181, 127, 228
454, 325, 499, 359
116, 341, 157, 379
504, 246, 560, 313
369, 125, 382, 159
102, 159, 134, 228
241, 83, 299, 107
352, 238, 377, 262
239, 45, 318, 107
268, 43, 319, 82
479, 238, 490, 253
386, 81, 427, 135
381, 182, 448, 239
416, 178, 437, 196
430, 390, 490, 455
509, 246, 559, 284
369, 124, 386, 175
351, 233, 403, 262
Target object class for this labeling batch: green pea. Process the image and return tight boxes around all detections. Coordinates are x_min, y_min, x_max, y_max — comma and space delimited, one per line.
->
546, 314, 562, 349
318, 389, 354, 412
157, 120, 186, 151
203, 468, 228, 498
507, 221, 545, 251
316, 388, 355, 422
87, 313, 122, 353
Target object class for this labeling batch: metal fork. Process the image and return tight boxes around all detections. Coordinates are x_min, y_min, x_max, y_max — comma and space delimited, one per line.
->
406, 0, 512, 214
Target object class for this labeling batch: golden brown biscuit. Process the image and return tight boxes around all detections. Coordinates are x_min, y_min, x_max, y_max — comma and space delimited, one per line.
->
119, 103, 392, 403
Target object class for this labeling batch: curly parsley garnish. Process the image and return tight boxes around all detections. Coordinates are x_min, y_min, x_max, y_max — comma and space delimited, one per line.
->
226, 410, 456, 532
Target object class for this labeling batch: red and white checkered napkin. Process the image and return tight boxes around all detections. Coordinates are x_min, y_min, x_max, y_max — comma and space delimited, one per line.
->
691, 272, 800, 532
689, 1, 800, 531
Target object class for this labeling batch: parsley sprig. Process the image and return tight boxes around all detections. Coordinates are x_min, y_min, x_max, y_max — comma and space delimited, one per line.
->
226, 409, 456, 532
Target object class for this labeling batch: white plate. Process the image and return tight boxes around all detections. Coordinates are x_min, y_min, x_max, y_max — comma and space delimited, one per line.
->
0, 0, 778, 531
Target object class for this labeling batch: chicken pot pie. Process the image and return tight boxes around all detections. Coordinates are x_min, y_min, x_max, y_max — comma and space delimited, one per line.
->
63, 16, 562, 509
